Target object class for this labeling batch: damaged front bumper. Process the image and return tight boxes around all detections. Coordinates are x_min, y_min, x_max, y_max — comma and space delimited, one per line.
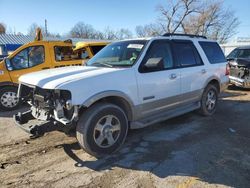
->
229, 76, 250, 88
13, 110, 45, 135
13, 105, 79, 136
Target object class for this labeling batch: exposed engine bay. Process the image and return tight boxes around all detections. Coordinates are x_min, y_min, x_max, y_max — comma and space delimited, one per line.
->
18, 84, 78, 125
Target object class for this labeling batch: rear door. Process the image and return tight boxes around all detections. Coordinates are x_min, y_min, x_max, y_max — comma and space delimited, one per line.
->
172, 40, 207, 103
136, 39, 181, 118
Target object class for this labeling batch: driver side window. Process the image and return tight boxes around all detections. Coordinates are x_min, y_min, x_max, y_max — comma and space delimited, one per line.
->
140, 40, 174, 73
10, 46, 45, 70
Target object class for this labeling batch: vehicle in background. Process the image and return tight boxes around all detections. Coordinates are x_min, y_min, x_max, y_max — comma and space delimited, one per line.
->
0, 44, 22, 61
15, 33, 228, 157
73, 41, 109, 64
227, 46, 250, 88
0, 39, 108, 111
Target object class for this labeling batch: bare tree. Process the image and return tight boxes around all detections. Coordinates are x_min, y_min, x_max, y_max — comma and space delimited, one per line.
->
115, 28, 133, 39
69, 23, 133, 40
135, 24, 163, 37
157, 0, 199, 33
136, 0, 239, 43
70, 22, 97, 39
0, 23, 6, 34
181, 1, 239, 43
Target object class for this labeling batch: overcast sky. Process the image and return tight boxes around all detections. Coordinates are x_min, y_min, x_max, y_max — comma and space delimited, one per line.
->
0, 0, 249, 38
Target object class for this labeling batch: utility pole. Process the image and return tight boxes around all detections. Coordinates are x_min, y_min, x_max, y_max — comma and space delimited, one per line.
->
45, 19, 48, 36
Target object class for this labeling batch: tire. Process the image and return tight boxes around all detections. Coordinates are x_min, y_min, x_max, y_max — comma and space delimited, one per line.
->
199, 84, 218, 116
76, 102, 128, 157
0, 86, 20, 111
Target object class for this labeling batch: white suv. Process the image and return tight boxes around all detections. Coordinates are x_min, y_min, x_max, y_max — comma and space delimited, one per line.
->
15, 34, 229, 157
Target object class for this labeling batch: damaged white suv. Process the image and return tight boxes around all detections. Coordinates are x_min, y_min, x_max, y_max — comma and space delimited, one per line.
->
15, 34, 229, 157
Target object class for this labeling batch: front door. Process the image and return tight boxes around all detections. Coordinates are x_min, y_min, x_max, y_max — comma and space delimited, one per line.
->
136, 40, 181, 118
8, 45, 47, 84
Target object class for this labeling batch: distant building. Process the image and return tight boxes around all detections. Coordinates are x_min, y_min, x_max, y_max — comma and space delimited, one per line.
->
0, 34, 87, 46
220, 37, 250, 56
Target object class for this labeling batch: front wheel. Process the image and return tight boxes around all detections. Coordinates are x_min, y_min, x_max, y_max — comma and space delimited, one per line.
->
76, 103, 128, 157
0, 86, 20, 111
199, 84, 218, 116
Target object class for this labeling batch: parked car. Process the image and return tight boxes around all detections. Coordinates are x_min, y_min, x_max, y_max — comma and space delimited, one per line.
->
0, 40, 108, 111
15, 34, 229, 157
227, 46, 250, 88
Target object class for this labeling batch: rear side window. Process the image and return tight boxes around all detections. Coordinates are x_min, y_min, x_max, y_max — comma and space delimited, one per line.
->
173, 41, 202, 67
54, 46, 74, 61
199, 42, 226, 64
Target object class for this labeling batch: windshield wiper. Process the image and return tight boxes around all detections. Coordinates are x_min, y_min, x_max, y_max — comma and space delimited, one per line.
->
91, 62, 113, 68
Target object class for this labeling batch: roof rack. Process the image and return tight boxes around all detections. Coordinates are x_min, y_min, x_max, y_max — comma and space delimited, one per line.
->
163, 33, 207, 39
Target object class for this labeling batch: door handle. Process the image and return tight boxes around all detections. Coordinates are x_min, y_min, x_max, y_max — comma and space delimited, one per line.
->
201, 69, 206, 74
170, 73, 177, 79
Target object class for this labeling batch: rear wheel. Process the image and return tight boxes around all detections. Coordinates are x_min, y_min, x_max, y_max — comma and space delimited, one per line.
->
0, 86, 20, 111
76, 103, 128, 157
199, 84, 218, 116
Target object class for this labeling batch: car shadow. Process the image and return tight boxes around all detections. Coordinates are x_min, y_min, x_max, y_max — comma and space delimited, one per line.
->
56, 96, 250, 188
227, 84, 250, 91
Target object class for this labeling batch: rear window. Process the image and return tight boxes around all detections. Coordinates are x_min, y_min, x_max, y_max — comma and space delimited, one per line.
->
199, 42, 226, 64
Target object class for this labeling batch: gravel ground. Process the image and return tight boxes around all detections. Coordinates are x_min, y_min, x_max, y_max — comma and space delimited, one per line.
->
0, 86, 250, 188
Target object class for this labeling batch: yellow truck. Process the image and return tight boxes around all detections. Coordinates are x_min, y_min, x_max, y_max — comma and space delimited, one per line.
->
0, 39, 108, 110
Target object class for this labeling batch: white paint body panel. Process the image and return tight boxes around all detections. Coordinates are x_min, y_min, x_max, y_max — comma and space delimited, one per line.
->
19, 36, 229, 111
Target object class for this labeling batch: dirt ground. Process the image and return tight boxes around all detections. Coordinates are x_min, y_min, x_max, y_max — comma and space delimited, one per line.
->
0, 86, 250, 188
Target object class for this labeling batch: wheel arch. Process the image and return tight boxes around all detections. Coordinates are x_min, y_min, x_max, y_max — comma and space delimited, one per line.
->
81, 91, 135, 121
204, 77, 220, 92
0, 82, 17, 89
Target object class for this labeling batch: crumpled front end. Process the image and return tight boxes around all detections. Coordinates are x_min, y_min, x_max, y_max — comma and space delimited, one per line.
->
14, 83, 79, 135
229, 59, 250, 88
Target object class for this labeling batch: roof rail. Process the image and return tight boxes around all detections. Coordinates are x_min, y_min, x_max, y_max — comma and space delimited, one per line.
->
163, 33, 207, 39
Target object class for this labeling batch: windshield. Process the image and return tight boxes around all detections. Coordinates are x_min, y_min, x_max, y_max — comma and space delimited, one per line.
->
87, 40, 147, 67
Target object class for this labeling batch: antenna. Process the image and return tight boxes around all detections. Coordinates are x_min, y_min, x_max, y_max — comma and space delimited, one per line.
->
45, 19, 48, 36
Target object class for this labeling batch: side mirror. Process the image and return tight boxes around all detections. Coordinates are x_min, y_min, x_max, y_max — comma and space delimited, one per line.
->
144, 57, 164, 71
4, 58, 13, 71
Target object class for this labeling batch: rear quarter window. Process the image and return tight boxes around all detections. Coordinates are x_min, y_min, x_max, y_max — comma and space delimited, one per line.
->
199, 42, 226, 64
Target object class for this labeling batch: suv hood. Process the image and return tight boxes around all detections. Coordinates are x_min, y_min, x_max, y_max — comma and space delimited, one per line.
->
19, 66, 122, 89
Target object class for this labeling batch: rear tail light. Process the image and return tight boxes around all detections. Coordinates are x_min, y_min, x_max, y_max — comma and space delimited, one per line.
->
225, 63, 230, 75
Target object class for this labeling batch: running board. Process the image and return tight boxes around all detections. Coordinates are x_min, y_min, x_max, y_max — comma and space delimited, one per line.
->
130, 102, 200, 129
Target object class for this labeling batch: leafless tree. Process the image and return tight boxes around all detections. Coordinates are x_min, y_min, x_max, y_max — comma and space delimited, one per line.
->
136, 0, 239, 43
70, 22, 97, 39
0, 23, 6, 34
157, 0, 200, 33
135, 24, 163, 37
181, 1, 239, 43
115, 28, 133, 39
69, 23, 133, 40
